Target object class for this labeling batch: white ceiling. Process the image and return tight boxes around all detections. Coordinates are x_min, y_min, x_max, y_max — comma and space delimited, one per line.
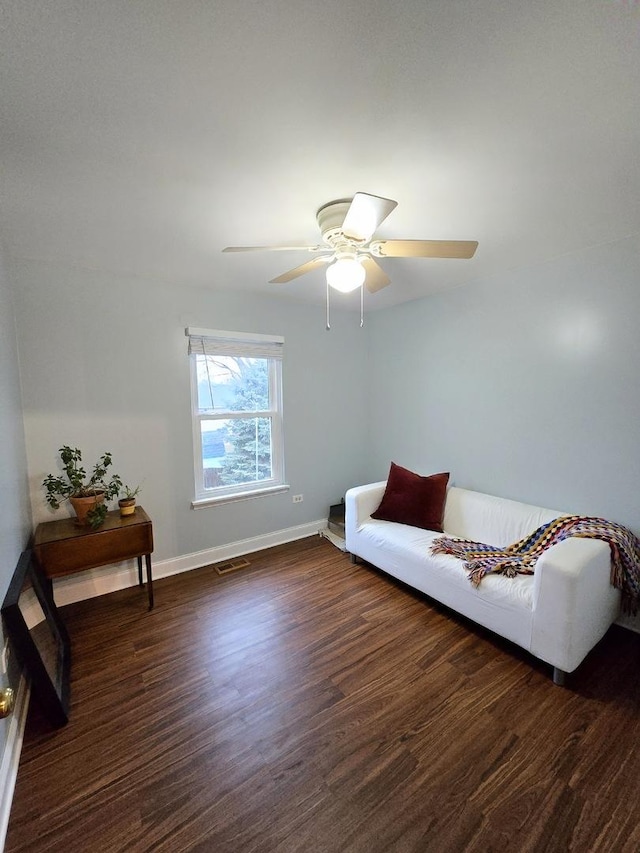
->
1, 1, 639, 311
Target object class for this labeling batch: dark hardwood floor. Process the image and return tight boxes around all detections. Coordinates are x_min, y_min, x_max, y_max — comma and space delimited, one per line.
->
6, 536, 640, 852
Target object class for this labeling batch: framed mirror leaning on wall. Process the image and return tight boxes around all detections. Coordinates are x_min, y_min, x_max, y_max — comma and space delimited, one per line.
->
1, 550, 70, 727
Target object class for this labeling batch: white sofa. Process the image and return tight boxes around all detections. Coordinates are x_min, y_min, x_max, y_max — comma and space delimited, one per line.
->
345, 482, 621, 684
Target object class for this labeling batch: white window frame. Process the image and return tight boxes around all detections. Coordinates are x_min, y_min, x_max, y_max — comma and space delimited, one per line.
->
186, 327, 287, 507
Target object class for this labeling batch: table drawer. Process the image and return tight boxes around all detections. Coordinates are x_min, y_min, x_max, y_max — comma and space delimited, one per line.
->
35, 523, 153, 578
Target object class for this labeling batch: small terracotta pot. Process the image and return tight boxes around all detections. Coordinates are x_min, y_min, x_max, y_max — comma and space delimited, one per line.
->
118, 497, 136, 517
70, 492, 105, 525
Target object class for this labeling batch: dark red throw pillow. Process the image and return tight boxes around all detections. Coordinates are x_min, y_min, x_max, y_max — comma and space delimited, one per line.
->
371, 463, 449, 532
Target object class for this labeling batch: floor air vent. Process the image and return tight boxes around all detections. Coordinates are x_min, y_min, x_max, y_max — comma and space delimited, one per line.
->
213, 557, 251, 576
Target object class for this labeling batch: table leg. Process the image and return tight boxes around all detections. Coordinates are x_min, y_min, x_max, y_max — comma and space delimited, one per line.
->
137, 556, 143, 587
145, 553, 154, 610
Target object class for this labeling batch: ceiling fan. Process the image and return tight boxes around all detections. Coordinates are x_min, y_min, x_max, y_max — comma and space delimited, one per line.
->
223, 192, 478, 295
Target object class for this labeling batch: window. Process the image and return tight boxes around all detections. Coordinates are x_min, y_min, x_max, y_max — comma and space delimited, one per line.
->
186, 328, 286, 506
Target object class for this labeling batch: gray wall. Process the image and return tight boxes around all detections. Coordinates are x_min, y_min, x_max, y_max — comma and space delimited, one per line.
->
366, 233, 640, 531
0, 248, 32, 755
11, 231, 640, 563
11, 260, 370, 562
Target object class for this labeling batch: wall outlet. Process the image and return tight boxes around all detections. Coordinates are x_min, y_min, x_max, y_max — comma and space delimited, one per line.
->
292, 494, 304, 503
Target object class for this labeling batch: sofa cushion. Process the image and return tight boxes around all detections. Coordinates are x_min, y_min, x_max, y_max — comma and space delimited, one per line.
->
371, 463, 449, 532
352, 518, 536, 649
443, 487, 561, 548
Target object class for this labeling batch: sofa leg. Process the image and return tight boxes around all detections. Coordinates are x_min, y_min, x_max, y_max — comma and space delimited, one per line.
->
350, 553, 358, 564
552, 667, 567, 686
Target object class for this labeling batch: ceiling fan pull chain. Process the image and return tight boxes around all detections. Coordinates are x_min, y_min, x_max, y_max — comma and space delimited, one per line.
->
326, 279, 331, 331
360, 284, 364, 327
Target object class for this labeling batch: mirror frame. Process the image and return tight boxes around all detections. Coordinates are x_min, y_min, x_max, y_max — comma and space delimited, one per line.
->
1, 550, 70, 727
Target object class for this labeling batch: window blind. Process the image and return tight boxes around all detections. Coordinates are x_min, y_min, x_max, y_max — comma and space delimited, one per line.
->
186, 327, 284, 360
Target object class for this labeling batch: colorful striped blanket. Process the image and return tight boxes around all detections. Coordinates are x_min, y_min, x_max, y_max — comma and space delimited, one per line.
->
431, 515, 640, 614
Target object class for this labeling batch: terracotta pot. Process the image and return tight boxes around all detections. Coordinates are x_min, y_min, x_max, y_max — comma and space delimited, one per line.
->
118, 497, 136, 517
69, 492, 105, 525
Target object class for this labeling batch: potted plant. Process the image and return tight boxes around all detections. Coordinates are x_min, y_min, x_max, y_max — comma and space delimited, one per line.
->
118, 484, 141, 517
43, 446, 123, 529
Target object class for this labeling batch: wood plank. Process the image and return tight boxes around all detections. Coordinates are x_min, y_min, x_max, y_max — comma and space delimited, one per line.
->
6, 536, 640, 852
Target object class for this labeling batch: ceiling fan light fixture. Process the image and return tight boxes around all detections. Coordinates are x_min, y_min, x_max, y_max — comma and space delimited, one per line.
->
326, 258, 365, 293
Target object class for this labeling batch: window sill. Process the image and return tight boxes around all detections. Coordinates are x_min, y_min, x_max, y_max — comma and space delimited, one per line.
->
191, 484, 290, 509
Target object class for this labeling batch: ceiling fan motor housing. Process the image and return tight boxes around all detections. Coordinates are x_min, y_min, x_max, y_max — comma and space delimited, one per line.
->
316, 199, 361, 249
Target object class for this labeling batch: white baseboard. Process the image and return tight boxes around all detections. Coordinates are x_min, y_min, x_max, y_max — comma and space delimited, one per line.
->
52, 519, 326, 608
0, 676, 30, 852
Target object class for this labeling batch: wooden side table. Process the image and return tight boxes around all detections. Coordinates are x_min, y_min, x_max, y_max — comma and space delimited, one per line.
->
33, 506, 154, 610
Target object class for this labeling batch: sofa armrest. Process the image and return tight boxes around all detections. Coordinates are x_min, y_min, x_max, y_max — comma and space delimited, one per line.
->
530, 537, 620, 672
345, 482, 386, 549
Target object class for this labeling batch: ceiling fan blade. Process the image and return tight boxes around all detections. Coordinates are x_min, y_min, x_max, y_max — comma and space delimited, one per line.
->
223, 245, 323, 253
269, 256, 331, 284
361, 257, 391, 293
374, 239, 478, 259
342, 192, 398, 242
